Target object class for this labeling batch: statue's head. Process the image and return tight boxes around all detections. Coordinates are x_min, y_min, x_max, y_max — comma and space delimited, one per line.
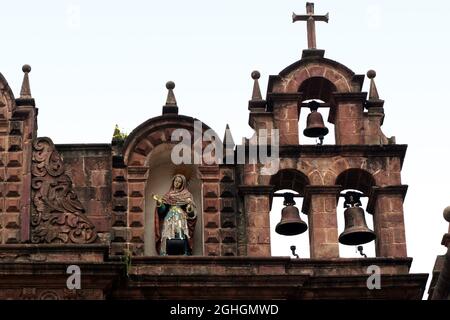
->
172, 174, 185, 191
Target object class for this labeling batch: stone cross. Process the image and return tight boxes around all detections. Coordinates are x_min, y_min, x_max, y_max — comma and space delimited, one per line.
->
292, 2, 329, 49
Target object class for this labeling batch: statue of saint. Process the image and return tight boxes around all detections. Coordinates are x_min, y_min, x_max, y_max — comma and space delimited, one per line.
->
153, 174, 197, 255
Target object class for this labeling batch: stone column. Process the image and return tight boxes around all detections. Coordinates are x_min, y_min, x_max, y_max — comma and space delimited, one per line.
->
111, 166, 148, 256
268, 93, 302, 145
239, 185, 274, 257
364, 99, 386, 145
199, 165, 221, 256
303, 186, 341, 258
367, 185, 408, 257
332, 92, 367, 145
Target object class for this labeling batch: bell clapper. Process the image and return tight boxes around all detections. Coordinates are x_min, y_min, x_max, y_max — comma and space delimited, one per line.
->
357, 245, 367, 258
316, 135, 324, 146
290, 245, 300, 259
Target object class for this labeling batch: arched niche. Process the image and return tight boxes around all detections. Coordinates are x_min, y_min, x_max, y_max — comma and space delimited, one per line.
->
0, 73, 17, 120
144, 144, 203, 256
119, 114, 219, 256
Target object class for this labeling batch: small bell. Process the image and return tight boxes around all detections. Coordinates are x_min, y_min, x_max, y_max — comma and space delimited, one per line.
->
303, 101, 329, 138
275, 193, 308, 236
338, 192, 376, 246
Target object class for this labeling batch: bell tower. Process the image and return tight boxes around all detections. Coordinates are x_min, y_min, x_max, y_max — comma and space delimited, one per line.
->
235, 2, 428, 298
246, 2, 408, 259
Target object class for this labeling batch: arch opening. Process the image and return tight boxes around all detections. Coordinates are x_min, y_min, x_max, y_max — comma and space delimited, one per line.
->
269, 170, 310, 258
298, 77, 336, 103
335, 169, 376, 258
270, 169, 309, 196
298, 78, 337, 145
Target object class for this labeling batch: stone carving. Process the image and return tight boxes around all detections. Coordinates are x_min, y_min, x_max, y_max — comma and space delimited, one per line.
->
31, 137, 97, 244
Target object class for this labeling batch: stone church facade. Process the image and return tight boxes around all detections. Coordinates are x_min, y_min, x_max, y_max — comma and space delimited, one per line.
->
0, 3, 430, 299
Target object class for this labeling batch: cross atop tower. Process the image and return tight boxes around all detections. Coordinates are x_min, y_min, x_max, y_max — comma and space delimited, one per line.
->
292, 2, 329, 49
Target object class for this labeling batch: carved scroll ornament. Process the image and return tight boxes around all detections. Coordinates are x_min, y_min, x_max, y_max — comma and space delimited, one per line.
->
31, 137, 97, 244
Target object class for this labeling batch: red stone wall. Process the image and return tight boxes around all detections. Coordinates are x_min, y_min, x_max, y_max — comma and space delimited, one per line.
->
57, 145, 112, 243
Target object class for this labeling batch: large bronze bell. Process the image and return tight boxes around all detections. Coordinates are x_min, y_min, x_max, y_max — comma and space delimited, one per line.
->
303, 101, 329, 138
338, 192, 376, 245
275, 193, 308, 236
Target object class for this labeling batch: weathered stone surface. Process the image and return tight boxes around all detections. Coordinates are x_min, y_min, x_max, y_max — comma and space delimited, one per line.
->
0, 19, 427, 299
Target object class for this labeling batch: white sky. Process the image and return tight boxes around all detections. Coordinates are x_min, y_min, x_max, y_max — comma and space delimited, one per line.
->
2, 0, 450, 295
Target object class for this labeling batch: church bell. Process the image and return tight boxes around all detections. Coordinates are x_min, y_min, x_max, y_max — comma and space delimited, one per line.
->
303, 101, 329, 138
275, 193, 308, 236
338, 192, 376, 246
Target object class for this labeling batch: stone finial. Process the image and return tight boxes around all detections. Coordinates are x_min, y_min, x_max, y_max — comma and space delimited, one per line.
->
444, 206, 450, 233
223, 124, 235, 163
251, 71, 262, 101
248, 70, 266, 110
20, 64, 32, 99
444, 207, 450, 222
162, 81, 178, 115
367, 70, 380, 100
223, 124, 235, 146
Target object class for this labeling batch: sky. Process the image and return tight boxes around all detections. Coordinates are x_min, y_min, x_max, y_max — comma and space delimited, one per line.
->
1, 0, 450, 295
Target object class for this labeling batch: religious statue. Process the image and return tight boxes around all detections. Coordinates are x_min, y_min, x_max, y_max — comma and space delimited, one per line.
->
153, 174, 197, 256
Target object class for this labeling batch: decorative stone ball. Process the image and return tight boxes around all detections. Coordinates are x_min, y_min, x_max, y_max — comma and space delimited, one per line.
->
251, 71, 260, 80
22, 64, 31, 73
166, 81, 175, 90
443, 206, 450, 222
367, 70, 376, 79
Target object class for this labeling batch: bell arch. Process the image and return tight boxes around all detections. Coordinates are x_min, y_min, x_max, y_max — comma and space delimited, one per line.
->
335, 168, 375, 196
269, 168, 310, 195
266, 56, 365, 146
269, 57, 362, 94
298, 77, 336, 103
335, 168, 376, 257
269, 169, 311, 257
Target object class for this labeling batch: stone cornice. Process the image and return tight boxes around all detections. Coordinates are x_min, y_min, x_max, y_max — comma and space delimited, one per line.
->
266, 92, 303, 112
238, 185, 275, 196
332, 92, 368, 103
56, 143, 112, 152
277, 144, 408, 167
15, 98, 36, 107
366, 185, 409, 214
